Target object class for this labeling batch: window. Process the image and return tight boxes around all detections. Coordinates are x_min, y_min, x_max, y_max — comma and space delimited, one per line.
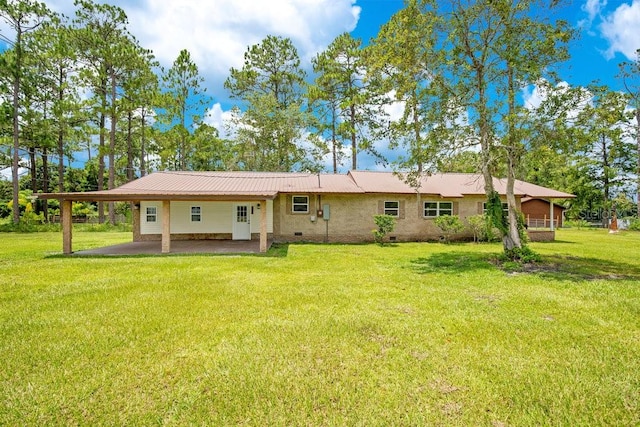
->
424, 201, 453, 218
483, 202, 509, 213
145, 206, 157, 223
236, 205, 248, 223
292, 195, 309, 213
384, 201, 400, 217
191, 206, 201, 222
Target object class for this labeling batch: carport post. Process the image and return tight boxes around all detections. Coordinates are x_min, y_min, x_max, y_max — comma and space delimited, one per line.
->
549, 199, 555, 231
260, 200, 267, 253
162, 200, 171, 253
62, 199, 72, 254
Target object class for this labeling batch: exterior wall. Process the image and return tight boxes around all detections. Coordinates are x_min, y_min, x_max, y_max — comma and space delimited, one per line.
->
136, 195, 529, 243
522, 199, 564, 227
273, 193, 499, 243
139, 200, 273, 240
527, 230, 556, 242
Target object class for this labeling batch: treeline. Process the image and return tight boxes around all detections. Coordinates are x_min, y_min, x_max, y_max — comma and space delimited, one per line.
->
1, 0, 639, 256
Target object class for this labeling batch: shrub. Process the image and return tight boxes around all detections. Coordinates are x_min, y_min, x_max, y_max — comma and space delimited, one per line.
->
465, 214, 500, 242
372, 214, 396, 244
502, 245, 541, 263
434, 215, 465, 243
628, 217, 640, 231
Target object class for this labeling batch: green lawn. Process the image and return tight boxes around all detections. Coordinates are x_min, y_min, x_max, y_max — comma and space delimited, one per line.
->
1, 229, 639, 425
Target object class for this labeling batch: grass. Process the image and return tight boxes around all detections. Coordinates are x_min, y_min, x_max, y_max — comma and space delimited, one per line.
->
1, 228, 639, 425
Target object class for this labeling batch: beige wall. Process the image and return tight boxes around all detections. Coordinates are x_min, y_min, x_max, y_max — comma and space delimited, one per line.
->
139, 200, 273, 236
137, 195, 521, 243
273, 193, 501, 243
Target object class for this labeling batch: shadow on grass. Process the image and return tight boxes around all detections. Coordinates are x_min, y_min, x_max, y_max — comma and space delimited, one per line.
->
45, 243, 290, 259
526, 255, 640, 282
410, 251, 499, 274
410, 251, 640, 282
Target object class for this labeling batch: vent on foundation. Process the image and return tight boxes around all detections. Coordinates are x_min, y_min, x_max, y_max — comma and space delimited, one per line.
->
294, 232, 303, 236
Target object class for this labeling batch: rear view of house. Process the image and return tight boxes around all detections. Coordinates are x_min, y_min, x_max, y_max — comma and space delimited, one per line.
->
40, 170, 574, 253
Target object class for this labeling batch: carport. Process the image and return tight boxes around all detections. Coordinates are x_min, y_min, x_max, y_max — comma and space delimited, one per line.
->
39, 172, 278, 255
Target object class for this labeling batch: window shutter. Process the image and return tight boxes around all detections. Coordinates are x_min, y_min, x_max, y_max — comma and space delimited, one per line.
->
477, 202, 483, 214
287, 196, 292, 215
378, 200, 384, 215
399, 200, 406, 219
453, 202, 459, 216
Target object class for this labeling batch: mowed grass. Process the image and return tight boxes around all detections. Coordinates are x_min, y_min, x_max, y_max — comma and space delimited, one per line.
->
1, 229, 639, 425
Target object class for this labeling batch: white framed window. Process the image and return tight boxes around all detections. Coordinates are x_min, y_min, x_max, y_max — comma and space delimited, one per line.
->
384, 201, 400, 217
424, 201, 453, 218
191, 206, 202, 222
145, 206, 157, 223
292, 195, 309, 213
483, 202, 509, 213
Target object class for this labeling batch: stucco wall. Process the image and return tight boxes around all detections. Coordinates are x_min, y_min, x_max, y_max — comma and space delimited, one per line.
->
273, 193, 496, 243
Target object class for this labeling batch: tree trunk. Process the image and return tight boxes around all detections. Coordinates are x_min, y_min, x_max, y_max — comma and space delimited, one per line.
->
57, 68, 65, 193
98, 108, 106, 223
11, 27, 22, 225
140, 111, 146, 177
108, 72, 117, 224
332, 106, 337, 174
636, 109, 640, 216
29, 147, 37, 196
42, 148, 49, 222
504, 64, 522, 252
126, 110, 134, 182
601, 132, 610, 228
504, 148, 522, 251
350, 103, 357, 170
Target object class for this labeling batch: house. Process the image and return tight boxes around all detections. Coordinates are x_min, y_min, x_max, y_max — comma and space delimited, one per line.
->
521, 197, 568, 228
39, 170, 575, 254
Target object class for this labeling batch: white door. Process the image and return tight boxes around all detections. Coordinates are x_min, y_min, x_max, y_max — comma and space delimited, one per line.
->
232, 204, 251, 240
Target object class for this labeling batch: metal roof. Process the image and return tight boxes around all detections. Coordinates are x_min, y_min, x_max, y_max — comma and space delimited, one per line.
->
348, 171, 575, 199
39, 170, 574, 201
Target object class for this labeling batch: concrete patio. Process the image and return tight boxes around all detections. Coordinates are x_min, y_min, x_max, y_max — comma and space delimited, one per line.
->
72, 239, 272, 256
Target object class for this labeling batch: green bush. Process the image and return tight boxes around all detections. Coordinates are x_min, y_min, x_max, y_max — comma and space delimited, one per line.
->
434, 215, 465, 243
372, 214, 396, 244
627, 217, 640, 231
466, 214, 500, 242
502, 245, 541, 263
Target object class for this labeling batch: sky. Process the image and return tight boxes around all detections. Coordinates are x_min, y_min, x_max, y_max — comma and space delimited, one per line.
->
2, 0, 640, 174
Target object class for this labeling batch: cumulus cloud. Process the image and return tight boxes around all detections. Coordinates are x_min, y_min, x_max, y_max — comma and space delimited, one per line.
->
579, 0, 607, 29
35, 0, 360, 103
599, 0, 640, 59
203, 102, 235, 139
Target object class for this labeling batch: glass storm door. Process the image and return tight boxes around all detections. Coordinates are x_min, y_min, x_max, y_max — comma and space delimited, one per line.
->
232, 204, 251, 240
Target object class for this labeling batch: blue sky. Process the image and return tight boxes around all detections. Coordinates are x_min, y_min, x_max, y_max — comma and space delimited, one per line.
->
2, 0, 639, 173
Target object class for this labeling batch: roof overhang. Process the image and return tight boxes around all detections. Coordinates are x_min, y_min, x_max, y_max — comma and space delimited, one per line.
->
38, 191, 279, 202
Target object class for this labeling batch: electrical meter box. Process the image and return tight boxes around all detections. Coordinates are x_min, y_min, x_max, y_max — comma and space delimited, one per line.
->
322, 204, 330, 220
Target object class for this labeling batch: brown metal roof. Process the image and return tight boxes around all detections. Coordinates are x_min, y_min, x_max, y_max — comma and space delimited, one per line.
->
39, 171, 364, 201
347, 171, 575, 199
39, 170, 574, 201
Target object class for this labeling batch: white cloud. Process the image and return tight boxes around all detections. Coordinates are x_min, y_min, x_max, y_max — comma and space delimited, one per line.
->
599, 0, 640, 59
34, 0, 360, 103
203, 102, 235, 139
579, 0, 607, 28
